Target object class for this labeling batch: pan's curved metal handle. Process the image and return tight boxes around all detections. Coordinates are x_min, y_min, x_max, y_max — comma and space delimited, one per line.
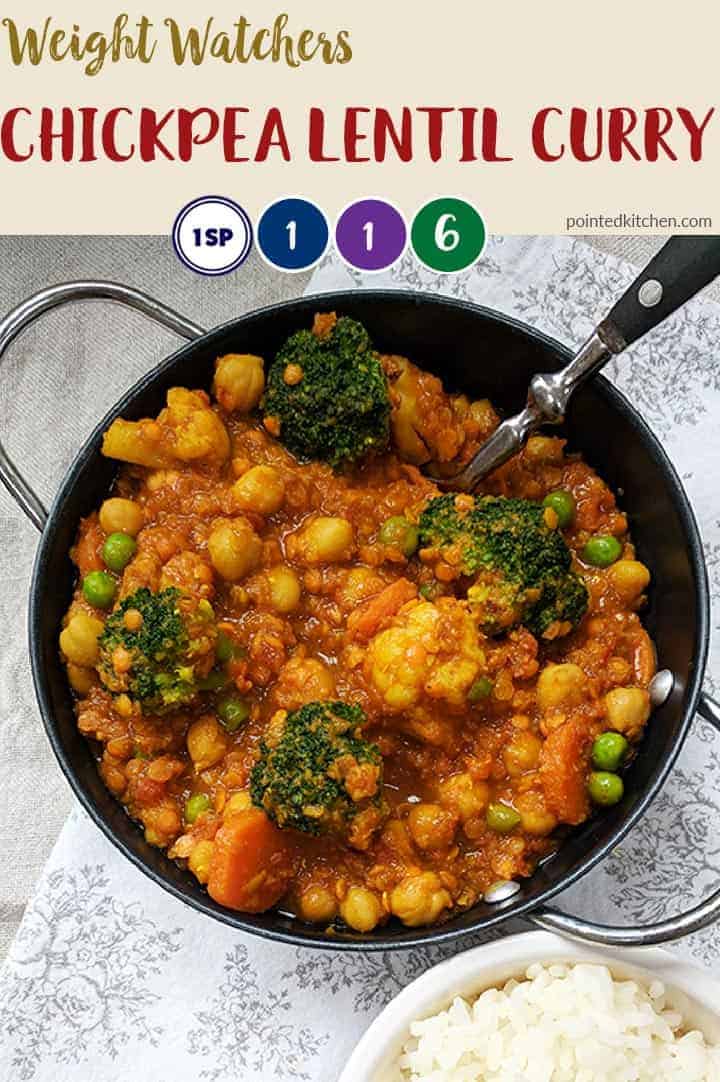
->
530, 701, 720, 946
0, 280, 205, 532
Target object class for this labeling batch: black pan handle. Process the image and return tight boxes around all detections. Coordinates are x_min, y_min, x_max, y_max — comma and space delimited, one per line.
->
529, 701, 720, 945
598, 236, 720, 351
0, 281, 205, 531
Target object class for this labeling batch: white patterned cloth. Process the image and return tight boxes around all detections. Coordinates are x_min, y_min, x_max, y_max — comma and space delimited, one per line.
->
1, 236, 719, 1082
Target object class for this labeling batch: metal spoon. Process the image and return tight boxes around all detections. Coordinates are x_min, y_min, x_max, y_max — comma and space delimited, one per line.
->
428, 236, 720, 489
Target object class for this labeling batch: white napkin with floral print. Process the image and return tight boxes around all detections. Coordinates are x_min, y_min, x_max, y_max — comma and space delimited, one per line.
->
1, 235, 719, 1082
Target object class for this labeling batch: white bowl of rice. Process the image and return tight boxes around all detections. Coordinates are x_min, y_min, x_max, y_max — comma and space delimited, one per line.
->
338, 931, 720, 1082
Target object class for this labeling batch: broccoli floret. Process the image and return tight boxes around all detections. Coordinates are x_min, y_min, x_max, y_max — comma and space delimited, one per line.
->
97, 587, 216, 713
418, 494, 588, 638
250, 701, 383, 836
524, 569, 589, 639
263, 315, 391, 468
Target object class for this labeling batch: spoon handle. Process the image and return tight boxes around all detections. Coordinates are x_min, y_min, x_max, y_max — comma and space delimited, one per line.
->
445, 236, 720, 490
599, 235, 720, 351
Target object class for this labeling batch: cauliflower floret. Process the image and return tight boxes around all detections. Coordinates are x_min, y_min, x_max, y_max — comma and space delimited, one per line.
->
102, 387, 230, 469
383, 355, 466, 464
363, 597, 487, 711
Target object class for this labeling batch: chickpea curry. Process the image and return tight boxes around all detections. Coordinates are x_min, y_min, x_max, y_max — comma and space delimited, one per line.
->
59, 313, 656, 933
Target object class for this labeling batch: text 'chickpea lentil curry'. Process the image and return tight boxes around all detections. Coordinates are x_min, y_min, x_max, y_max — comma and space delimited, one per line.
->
60, 314, 655, 932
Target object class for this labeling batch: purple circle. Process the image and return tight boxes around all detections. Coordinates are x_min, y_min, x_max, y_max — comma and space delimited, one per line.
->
335, 200, 407, 272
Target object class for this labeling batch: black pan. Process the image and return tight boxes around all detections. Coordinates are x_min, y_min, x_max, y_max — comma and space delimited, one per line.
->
2, 281, 718, 950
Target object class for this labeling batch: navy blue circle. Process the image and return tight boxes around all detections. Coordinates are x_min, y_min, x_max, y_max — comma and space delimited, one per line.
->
257, 199, 329, 272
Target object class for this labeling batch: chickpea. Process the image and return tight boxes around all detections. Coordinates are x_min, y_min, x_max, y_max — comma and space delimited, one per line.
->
407, 803, 457, 851
503, 732, 543, 777
99, 497, 144, 537
537, 663, 586, 714
115, 694, 134, 718
389, 872, 452, 927
207, 518, 262, 581
66, 661, 96, 695
438, 772, 490, 823
223, 791, 252, 818
265, 565, 301, 614
296, 516, 355, 564
608, 560, 651, 604
187, 716, 228, 772
604, 686, 651, 736
59, 611, 104, 668
524, 435, 564, 464
340, 887, 383, 932
213, 353, 265, 413
231, 465, 285, 516
123, 608, 143, 632
468, 398, 498, 433
188, 839, 215, 884
338, 567, 384, 609
298, 885, 338, 924
514, 791, 558, 836
143, 801, 181, 846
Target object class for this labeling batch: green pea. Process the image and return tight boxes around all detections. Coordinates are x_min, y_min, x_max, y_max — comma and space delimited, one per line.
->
82, 570, 116, 609
582, 535, 623, 568
216, 630, 235, 664
592, 732, 629, 772
185, 793, 211, 824
102, 532, 137, 573
419, 582, 437, 601
198, 670, 229, 692
198, 599, 215, 620
542, 490, 575, 529
378, 516, 419, 557
468, 677, 493, 703
486, 802, 521, 833
588, 771, 624, 806
218, 697, 250, 732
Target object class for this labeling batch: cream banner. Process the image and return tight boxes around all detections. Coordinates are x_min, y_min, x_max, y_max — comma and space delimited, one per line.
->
0, 0, 716, 234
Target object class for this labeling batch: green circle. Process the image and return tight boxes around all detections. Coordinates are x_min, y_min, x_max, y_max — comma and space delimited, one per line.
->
486, 802, 521, 833
582, 535, 623, 568
82, 570, 116, 609
218, 696, 251, 732
592, 731, 629, 771
468, 676, 493, 703
102, 532, 137, 572
185, 792, 211, 824
588, 770, 624, 806
411, 198, 486, 273
377, 516, 419, 556
542, 490, 575, 529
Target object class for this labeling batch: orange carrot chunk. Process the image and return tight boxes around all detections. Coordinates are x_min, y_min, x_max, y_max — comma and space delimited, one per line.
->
207, 807, 293, 913
347, 578, 418, 643
539, 718, 593, 825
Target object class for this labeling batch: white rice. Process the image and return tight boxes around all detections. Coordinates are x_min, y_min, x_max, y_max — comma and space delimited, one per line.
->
397, 962, 720, 1082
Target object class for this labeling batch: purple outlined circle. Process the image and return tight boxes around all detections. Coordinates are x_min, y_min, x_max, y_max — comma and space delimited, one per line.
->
172, 196, 253, 277
335, 199, 407, 273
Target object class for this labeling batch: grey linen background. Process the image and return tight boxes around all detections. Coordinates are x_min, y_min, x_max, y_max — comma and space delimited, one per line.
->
0, 232, 705, 961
